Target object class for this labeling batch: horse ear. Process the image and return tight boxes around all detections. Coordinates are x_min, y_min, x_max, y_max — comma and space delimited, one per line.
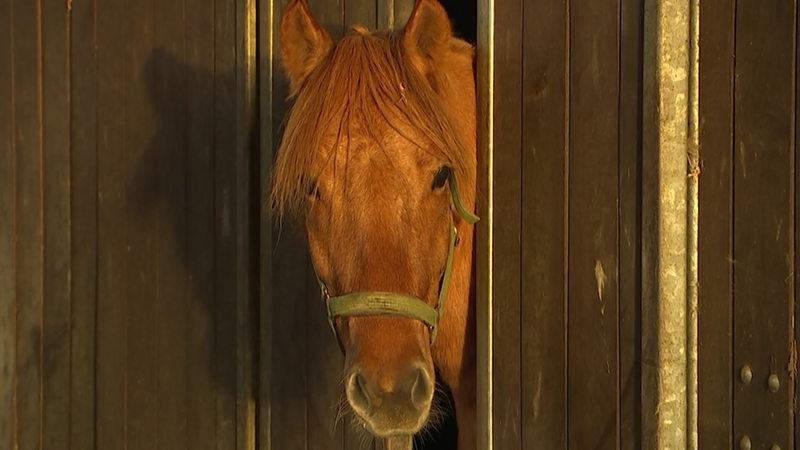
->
280, 0, 332, 95
402, 0, 452, 85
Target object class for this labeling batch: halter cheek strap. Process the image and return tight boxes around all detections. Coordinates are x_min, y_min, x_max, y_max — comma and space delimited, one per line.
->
316, 171, 478, 345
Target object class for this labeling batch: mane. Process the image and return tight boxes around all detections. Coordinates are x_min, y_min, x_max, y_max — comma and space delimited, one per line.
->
271, 27, 471, 218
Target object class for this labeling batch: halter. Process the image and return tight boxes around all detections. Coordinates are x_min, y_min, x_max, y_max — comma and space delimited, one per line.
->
315, 170, 479, 345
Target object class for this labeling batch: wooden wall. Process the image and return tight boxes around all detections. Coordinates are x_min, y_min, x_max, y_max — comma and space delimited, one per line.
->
478, 0, 800, 448
698, 0, 797, 448
0, 0, 258, 448
4, 0, 800, 449
478, 0, 644, 447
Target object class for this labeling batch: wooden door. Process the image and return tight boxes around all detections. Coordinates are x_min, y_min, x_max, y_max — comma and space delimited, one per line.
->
1, 0, 258, 448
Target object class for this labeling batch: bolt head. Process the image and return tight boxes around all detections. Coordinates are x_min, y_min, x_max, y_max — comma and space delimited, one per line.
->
739, 435, 752, 450
768, 374, 780, 393
740, 365, 753, 385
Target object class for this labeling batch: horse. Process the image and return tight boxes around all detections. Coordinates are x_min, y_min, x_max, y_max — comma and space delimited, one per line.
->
271, 0, 477, 448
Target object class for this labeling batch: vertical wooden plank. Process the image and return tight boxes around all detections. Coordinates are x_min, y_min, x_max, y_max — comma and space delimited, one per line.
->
697, 0, 734, 446
0, 0, 15, 446
268, 229, 310, 450
186, 0, 218, 448
568, 0, 620, 448
214, 0, 238, 446
69, 0, 98, 447
152, 0, 189, 448
123, 0, 159, 447
519, 0, 567, 446
13, 0, 45, 447
491, 0, 523, 448
618, 0, 643, 447
95, 0, 129, 446
41, 0, 72, 447
732, 0, 795, 447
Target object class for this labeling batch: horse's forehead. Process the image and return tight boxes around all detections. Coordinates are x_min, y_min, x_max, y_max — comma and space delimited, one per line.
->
320, 130, 433, 174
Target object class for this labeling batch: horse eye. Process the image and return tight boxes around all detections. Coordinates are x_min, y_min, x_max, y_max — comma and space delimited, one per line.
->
305, 177, 320, 199
432, 166, 450, 190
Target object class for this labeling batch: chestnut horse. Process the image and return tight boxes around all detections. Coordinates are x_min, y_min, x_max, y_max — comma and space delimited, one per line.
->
272, 0, 477, 448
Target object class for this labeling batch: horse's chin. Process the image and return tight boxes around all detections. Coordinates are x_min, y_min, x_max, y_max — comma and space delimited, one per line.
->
355, 408, 430, 439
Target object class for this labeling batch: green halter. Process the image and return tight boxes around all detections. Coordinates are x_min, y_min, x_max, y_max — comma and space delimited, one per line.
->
316, 170, 479, 344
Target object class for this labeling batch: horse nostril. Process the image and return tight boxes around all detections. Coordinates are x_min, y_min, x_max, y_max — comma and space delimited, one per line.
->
410, 367, 433, 410
347, 370, 372, 415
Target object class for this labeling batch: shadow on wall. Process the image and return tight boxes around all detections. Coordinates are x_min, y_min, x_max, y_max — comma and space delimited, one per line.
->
128, 47, 237, 400
131, 43, 459, 448
131, 45, 317, 442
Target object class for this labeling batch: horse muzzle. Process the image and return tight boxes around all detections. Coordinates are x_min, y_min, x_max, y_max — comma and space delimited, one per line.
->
346, 362, 434, 437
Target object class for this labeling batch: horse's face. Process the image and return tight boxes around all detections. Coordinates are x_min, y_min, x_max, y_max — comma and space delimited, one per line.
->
275, 0, 474, 438
307, 132, 450, 435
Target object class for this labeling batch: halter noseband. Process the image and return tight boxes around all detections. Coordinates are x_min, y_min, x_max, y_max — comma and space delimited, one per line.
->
315, 170, 479, 345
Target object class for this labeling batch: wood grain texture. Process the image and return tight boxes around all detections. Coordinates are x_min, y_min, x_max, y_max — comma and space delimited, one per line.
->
185, 0, 219, 448
568, 0, 620, 448
41, 0, 72, 447
123, 0, 159, 447
697, 0, 735, 447
732, 0, 795, 447
0, 0, 15, 447
519, 0, 567, 446
153, 0, 190, 447
13, 0, 45, 447
69, 0, 99, 447
95, 0, 130, 447
490, 0, 523, 447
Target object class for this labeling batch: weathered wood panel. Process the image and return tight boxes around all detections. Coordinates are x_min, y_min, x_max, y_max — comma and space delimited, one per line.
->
520, 0, 568, 445
568, 1, 620, 448
732, 0, 796, 447
185, 1, 219, 448
0, 0, 15, 448
697, 0, 735, 446
41, 0, 72, 447
2, 0, 258, 449
12, 0, 800, 449
488, 0, 524, 447
125, 1, 159, 447
153, 1, 189, 448
69, 0, 99, 447
14, 1, 45, 448
94, 0, 131, 447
